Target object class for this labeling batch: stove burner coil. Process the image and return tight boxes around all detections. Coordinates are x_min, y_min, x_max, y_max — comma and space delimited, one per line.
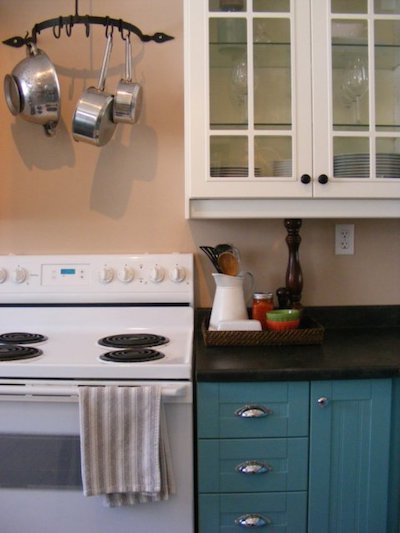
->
0, 332, 47, 344
0, 344, 42, 361
100, 348, 165, 363
98, 333, 169, 349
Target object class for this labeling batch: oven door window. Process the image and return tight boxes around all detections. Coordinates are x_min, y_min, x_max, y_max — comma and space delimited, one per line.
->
0, 434, 82, 489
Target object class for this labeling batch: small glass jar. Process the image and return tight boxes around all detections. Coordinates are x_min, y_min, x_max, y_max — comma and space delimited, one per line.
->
252, 292, 274, 329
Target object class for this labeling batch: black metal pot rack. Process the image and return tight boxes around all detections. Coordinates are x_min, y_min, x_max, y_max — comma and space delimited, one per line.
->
2, 0, 173, 48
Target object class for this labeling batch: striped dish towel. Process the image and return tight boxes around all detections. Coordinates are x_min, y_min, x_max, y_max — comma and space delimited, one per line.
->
78, 385, 175, 507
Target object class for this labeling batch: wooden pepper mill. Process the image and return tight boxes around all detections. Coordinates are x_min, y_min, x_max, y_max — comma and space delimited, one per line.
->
284, 218, 303, 309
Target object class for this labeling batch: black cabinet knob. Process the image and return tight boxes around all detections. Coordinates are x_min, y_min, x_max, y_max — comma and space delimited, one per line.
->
318, 174, 329, 184
300, 174, 311, 184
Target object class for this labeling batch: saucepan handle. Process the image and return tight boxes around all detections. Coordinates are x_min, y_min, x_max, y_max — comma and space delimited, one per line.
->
98, 34, 113, 92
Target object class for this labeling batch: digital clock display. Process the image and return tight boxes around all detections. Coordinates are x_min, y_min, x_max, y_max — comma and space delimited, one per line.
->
60, 268, 76, 275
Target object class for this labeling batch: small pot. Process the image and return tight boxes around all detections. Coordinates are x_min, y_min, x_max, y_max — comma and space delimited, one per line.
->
4, 41, 61, 136
72, 34, 116, 146
113, 35, 142, 124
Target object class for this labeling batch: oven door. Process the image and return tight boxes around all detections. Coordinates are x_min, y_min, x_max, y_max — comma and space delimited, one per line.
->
0, 381, 193, 533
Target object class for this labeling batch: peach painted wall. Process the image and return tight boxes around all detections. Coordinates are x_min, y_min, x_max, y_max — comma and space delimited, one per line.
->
0, 0, 399, 307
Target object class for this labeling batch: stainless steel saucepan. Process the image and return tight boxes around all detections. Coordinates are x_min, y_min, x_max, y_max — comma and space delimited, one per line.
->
4, 41, 61, 136
113, 34, 142, 124
72, 34, 116, 146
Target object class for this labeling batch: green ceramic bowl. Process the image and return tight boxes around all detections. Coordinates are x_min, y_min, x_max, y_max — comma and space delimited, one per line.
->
266, 309, 301, 322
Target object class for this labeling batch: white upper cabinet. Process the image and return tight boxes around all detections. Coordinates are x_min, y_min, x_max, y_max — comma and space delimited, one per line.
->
184, 0, 400, 218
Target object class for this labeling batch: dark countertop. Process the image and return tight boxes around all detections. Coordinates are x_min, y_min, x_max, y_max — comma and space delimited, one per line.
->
195, 306, 400, 382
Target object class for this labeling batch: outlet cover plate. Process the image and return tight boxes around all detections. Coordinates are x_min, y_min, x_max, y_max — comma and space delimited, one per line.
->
335, 223, 355, 255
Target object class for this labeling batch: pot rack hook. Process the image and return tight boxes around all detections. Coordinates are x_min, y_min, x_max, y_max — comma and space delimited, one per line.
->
52, 17, 63, 39
65, 15, 74, 37
119, 19, 130, 41
105, 17, 114, 38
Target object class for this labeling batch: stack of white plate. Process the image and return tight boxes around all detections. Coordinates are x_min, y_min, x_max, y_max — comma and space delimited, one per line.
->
334, 153, 400, 179
210, 166, 261, 177
272, 160, 292, 177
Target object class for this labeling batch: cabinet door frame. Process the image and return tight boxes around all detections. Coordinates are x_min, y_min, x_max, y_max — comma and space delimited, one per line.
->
311, 1, 400, 199
308, 379, 391, 533
184, 0, 313, 201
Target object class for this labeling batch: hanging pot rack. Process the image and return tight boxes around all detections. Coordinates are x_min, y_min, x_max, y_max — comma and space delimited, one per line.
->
2, 0, 173, 48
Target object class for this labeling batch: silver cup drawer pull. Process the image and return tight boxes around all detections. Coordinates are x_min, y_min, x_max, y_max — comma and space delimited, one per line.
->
235, 405, 272, 418
235, 513, 272, 528
236, 460, 272, 475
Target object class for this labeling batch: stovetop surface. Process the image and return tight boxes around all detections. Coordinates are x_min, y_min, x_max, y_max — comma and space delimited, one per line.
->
0, 306, 193, 379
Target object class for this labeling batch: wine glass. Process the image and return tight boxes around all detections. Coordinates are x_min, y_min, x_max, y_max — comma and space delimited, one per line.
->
231, 54, 248, 106
341, 55, 368, 123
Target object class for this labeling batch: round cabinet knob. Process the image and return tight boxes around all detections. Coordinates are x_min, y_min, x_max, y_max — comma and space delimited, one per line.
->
98, 266, 114, 284
12, 266, 28, 284
300, 174, 311, 184
169, 266, 186, 283
317, 396, 329, 408
117, 266, 134, 283
149, 266, 165, 283
0, 268, 7, 283
318, 174, 329, 184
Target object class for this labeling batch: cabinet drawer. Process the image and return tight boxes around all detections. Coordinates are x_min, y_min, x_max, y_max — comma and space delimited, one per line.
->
197, 382, 309, 438
198, 492, 307, 533
198, 437, 308, 493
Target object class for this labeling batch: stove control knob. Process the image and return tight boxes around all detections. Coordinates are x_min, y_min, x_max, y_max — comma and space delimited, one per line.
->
169, 266, 186, 283
98, 266, 114, 284
149, 265, 164, 283
12, 266, 28, 284
117, 266, 134, 283
0, 268, 7, 283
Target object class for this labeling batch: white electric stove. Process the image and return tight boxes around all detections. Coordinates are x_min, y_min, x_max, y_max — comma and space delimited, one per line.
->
0, 254, 194, 533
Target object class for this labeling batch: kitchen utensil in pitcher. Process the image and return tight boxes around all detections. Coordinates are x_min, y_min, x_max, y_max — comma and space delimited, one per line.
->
200, 246, 222, 272
72, 34, 116, 146
113, 34, 143, 124
216, 245, 241, 276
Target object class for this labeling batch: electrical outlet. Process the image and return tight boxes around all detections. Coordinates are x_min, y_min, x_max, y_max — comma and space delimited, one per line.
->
335, 224, 355, 255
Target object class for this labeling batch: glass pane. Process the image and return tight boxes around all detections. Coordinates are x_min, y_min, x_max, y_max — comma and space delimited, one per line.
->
209, 0, 247, 12
254, 19, 291, 128
253, 0, 289, 12
331, 0, 367, 13
375, 21, 400, 131
376, 138, 400, 179
210, 136, 248, 176
254, 136, 292, 177
332, 21, 368, 130
333, 137, 370, 178
374, 0, 400, 14
0, 434, 82, 489
209, 19, 248, 128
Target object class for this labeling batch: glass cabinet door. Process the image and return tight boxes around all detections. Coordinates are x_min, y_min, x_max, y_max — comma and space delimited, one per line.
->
204, 0, 312, 196
313, 0, 400, 197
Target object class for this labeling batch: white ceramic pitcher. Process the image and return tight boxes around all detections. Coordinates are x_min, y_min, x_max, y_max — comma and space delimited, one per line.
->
209, 273, 253, 330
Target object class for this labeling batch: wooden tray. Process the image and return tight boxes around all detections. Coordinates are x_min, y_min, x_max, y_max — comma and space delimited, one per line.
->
202, 315, 324, 346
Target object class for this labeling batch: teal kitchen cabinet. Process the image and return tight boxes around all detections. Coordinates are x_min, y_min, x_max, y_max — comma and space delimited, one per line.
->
197, 379, 392, 533
197, 381, 309, 532
308, 379, 391, 533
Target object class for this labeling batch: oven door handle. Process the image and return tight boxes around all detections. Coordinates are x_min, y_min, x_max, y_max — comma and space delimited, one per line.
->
0, 384, 188, 400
